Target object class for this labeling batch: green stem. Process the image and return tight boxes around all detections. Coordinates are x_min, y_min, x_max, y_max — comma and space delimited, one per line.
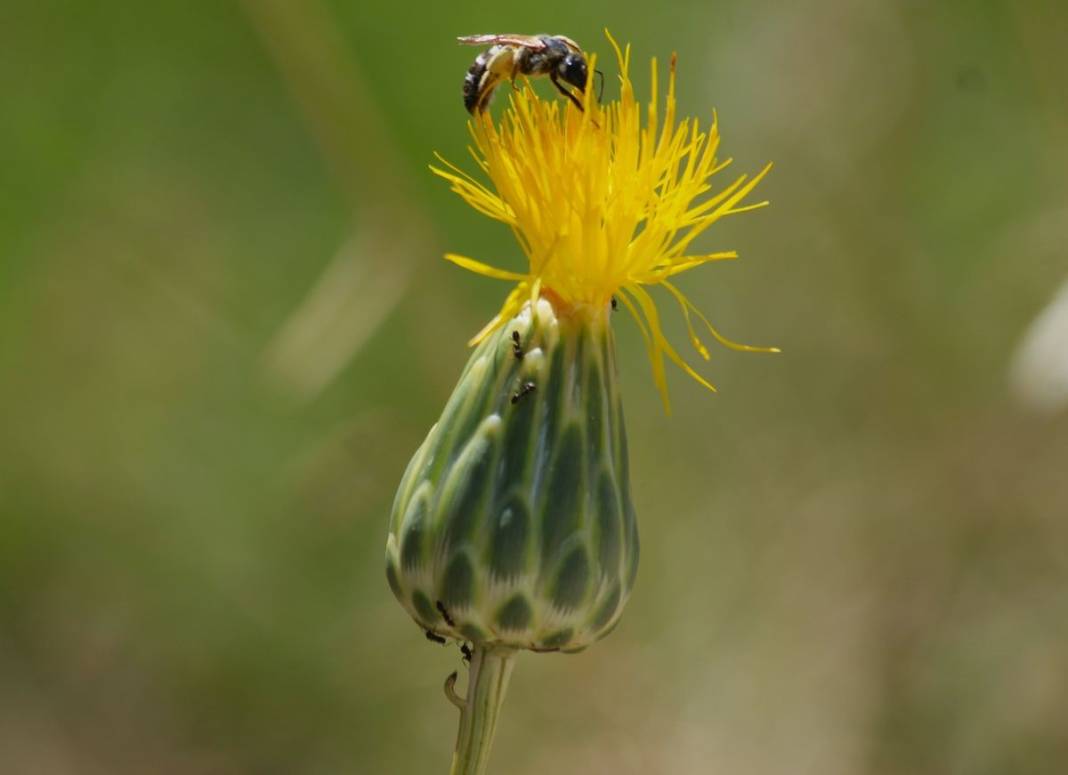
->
449, 646, 517, 775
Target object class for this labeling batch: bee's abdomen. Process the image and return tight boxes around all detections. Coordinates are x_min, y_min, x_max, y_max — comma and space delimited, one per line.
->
463, 51, 491, 113
464, 45, 511, 113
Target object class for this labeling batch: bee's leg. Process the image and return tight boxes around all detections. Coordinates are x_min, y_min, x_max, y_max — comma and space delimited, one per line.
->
550, 72, 584, 112
477, 75, 501, 113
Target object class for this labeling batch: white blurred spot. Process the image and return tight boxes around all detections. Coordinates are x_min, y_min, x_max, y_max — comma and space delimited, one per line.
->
1011, 278, 1068, 413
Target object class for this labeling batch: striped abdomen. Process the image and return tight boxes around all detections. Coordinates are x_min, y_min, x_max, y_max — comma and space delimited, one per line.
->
463, 45, 510, 113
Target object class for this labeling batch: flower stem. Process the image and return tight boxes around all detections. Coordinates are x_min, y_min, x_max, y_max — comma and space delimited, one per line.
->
449, 646, 517, 775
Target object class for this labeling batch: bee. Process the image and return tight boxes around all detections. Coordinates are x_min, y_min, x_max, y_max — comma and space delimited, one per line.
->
458, 34, 594, 114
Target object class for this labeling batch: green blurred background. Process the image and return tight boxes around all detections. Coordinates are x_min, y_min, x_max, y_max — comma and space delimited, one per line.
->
3, 1, 1067, 772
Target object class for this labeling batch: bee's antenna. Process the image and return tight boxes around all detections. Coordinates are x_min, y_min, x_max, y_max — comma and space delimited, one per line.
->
595, 69, 605, 102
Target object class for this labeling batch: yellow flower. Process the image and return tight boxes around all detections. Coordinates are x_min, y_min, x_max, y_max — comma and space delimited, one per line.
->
431, 31, 777, 410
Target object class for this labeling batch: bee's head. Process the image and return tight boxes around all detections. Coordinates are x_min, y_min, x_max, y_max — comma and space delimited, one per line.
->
558, 53, 588, 91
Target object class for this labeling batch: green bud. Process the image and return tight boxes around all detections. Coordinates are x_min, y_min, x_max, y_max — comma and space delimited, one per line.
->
386, 298, 639, 652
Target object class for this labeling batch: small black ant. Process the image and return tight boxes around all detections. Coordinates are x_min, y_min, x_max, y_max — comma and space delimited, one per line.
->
425, 630, 446, 645
436, 600, 456, 628
611, 296, 618, 311
511, 381, 536, 405
460, 643, 472, 663
511, 330, 524, 360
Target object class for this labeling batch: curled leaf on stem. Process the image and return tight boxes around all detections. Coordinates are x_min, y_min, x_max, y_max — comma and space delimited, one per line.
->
444, 671, 466, 710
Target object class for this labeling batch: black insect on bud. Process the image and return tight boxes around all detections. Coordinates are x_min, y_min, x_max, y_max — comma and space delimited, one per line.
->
511, 381, 536, 405
437, 600, 456, 627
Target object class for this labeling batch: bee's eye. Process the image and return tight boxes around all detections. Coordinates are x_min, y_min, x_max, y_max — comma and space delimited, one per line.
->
560, 55, 588, 89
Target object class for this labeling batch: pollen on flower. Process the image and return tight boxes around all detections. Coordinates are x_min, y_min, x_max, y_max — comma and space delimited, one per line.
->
431, 30, 777, 409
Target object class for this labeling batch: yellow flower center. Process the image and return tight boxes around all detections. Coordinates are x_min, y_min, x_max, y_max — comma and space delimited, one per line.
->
432, 31, 777, 409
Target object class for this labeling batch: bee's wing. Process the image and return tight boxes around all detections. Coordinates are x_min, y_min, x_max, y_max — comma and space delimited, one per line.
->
457, 34, 546, 50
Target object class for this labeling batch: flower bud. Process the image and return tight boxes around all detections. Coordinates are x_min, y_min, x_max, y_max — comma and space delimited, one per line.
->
386, 298, 638, 652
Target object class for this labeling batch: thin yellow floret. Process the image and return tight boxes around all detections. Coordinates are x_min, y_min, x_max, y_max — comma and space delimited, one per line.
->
431, 30, 776, 409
